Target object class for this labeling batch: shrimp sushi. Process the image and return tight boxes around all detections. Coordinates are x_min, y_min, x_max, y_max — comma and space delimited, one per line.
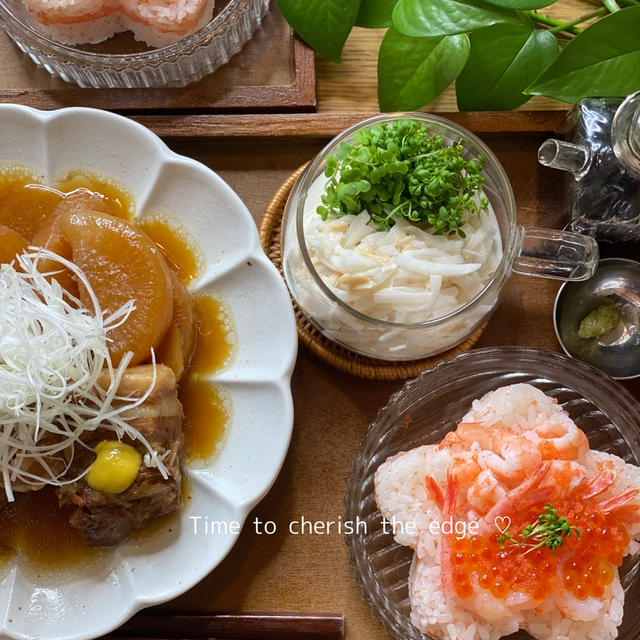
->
374, 383, 640, 640
20, 0, 216, 48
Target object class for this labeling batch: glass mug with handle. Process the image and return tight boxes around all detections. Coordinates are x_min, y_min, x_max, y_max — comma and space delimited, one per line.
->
281, 113, 598, 361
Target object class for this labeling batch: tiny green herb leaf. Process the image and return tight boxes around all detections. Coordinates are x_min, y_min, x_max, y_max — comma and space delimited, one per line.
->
317, 119, 488, 236
497, 503, 581, 554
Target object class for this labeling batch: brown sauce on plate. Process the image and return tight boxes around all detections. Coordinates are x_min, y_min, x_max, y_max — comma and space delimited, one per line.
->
0, 489, 97, 569
55, 170, 135, 220
137, 219, 233, 460
181, 293, 234, 460
0, 168, 234, 568
137, 217, 202, 284
0, 169, 134, 241
0, 169, 64, 240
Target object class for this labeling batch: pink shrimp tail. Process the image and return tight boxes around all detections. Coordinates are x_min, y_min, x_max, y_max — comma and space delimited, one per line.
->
425, 475, 445, 511
444, 473, 458, 518
600, 488, 640, 512
439, 431, 461, 450
440, 472, 458, 596
481, 461, 553, 531
582, 470, 616, 500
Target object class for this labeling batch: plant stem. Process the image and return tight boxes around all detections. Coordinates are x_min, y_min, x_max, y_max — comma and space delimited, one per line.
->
548, 7, 607, 32
526, 11, 582, 35
584, 0, 637, 7
602, 0, 622, 9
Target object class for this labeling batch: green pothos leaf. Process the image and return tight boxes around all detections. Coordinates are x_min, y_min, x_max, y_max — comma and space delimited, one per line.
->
356, 0, 399, 27
527, 6, 640, 102
392, 0, 523, 37
456, 23, 558, 110
378, 27, 470, 110
481, 0, 556, 10
277, 0, 362, 62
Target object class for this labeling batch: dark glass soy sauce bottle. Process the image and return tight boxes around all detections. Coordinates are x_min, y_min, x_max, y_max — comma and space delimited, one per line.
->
538, 91, 640, 243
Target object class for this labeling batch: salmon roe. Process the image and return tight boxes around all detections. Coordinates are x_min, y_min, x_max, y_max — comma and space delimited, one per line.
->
449, 499, 629, 602
558, 503, 628, 601
451, 533, 556, 600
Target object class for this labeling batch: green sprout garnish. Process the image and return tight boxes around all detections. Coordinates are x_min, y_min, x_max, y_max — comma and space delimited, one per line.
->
497, 504, 581, 554
316, 119, 488, 237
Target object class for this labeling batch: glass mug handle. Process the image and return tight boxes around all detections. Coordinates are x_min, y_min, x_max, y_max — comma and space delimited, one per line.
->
513, 227, 599, 281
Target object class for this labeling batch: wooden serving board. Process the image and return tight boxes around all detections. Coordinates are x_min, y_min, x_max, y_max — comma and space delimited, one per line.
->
0, 3, 316, 113
105, 113, 638, 640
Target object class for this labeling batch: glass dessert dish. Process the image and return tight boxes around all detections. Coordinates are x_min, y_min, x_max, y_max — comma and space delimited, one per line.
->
0, 0, 270, 88
281, 113, 599, 362
345, 346, 640, 640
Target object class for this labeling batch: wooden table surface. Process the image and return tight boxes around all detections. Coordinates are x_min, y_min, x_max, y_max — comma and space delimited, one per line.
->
144, 127, 639, 640
0, 4, 315, 112
146, 4, 637, 636
0, 4, 635, 638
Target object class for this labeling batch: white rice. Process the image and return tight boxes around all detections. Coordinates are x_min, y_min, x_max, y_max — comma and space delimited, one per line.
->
461, 383, 573, 435
374, 445, 451, 548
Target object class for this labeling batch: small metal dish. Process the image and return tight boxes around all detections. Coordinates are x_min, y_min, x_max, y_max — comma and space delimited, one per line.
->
554, 257, 640, 379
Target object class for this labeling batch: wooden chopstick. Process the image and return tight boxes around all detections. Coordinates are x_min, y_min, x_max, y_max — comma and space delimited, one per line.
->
111, 613, 345, 640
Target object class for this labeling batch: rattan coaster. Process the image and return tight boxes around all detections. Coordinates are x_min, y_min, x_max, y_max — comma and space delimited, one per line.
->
259, 166, 486, 381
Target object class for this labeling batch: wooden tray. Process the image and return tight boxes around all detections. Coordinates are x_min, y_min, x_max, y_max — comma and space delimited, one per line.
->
0, 3, 316, 113
133, 110, 568, 138
95, 112, 636, 640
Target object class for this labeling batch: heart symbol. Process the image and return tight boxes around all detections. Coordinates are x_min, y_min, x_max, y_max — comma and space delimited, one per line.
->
494, 516, 512, 535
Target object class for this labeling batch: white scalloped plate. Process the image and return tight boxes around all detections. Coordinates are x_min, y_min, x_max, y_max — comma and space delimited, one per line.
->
0, 105, 297, 640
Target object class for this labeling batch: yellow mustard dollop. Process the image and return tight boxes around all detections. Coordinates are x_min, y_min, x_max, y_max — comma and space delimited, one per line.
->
86, 440, 141, 494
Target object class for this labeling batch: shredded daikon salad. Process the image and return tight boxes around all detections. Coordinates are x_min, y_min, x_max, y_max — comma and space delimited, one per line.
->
0, 248, 168, 502
302, 176, 502, 324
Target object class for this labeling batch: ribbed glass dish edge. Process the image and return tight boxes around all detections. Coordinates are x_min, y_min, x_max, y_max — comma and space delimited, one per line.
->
345, 346, 640, 640
0, 0, 270, 88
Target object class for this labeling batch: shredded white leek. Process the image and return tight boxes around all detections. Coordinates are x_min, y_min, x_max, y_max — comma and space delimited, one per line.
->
0, 248, 168, 502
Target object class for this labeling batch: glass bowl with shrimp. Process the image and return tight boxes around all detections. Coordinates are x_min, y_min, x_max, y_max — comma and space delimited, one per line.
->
346, 346, 640, 640
0, 0, 269, 87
